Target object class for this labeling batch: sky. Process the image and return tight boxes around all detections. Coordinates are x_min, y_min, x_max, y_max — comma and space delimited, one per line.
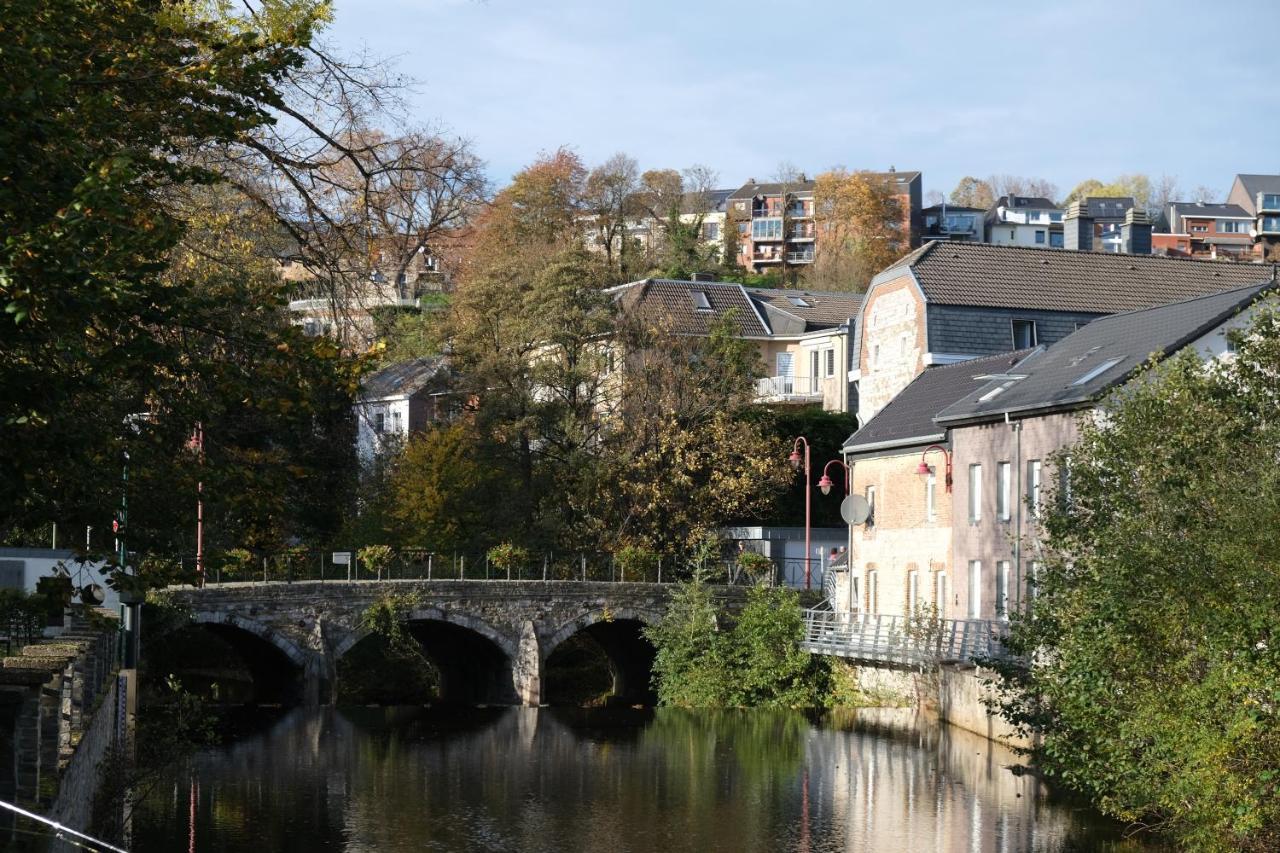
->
327, 0, 1279, 201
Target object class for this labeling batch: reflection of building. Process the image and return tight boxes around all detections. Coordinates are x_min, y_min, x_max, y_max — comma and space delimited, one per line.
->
354, 357, 451, 463
609, 278, 862, 413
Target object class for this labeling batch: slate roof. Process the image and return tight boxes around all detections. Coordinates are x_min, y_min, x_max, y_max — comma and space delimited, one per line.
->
843, 350, 1033, 453
1170, 202, 1252, 220
360, 357, 448, 400
1235, 174, 1280, 197
610, 279, 771, 337
934, 283, 1274, 425
681, 188, 733, 215
748, 288, 863, 330
871, 241, 1270, 314
994, 195, 1059, 211
1079, 196, 1134, 218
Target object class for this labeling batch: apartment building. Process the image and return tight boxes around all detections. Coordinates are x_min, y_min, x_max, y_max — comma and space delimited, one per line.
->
921, 204, 986, 242
726, 170, 922, 274
1226, 173, 1280, 258
984, 195, 1063, 247
1157, 201, 1256, 259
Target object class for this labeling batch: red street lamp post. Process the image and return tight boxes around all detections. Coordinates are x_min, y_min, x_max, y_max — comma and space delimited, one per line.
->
915, 444, 953, 492
817, 459, 850, 496
788, 437, 812, 589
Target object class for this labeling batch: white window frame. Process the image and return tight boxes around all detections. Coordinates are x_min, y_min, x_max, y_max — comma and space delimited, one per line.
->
866, 569, 879, 615
823, 348, 836, 378
935, 571, 948, 614
865, 485, 877, 527
809, 349, 820, 393
1028, 459, 1042, 518
996, 560, 1011, 619
907, 570, 919, 614
968, 464, 982, 523
925, 471, 937, 522
968, 561, 982, 619
997, 461, 1011, 521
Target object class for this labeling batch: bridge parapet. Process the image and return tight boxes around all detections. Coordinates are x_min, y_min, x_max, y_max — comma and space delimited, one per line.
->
163, 580, 753, 706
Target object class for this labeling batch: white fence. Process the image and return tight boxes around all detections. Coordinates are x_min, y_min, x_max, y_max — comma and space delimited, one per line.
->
801, 610, 1015, 666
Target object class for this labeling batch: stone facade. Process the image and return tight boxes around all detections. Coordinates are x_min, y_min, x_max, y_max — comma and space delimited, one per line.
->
856, 274, 927, 424
847, 449, 953, 618
165, 580, 750, 707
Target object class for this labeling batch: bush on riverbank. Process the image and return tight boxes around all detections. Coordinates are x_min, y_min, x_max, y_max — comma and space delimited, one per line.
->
645, 577, 831, 708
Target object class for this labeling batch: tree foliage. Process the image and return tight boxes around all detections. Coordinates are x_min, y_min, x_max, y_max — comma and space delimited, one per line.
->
994, 302, 1280, 851
806, 169, 908, 292
949, 176, 996, 209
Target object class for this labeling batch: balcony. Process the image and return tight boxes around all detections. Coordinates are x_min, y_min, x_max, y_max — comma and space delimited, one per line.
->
788, 225, 816, 240
1259, 194, 1280, 213
755, 375, 823, 403
1260, 216, 1280, 235
786, 250, 815, 263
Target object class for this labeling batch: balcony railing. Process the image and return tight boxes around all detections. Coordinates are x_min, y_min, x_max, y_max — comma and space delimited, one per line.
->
1260, 216, 1280, 235
755, 375, 823, 402
801, 610, 1017, 666
1259, 194, 1280, 213
786, 251, 815, 263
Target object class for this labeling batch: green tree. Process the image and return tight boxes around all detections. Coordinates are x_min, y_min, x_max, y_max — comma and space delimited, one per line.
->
388, 424, 499, 553
949, 176, 995, 209
806, 169, 908, 292
993, 302, 1280, 851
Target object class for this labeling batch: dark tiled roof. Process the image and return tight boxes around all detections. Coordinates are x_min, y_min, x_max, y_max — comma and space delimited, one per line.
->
748, 288, 863, 330
1171, 202, 1252, 219
1080, 196, 1134, 218
872, 241, 1270, 313
935, 283, 1273, 424
611, 279, 771, 337
1236, 174, 1280, 196
996, 195, 1059, 211
680, 188, 733, 215
922, 204, 986, 214
843, 350, 1033, 453
361, 357, 448, 400
727, 179, 816, 200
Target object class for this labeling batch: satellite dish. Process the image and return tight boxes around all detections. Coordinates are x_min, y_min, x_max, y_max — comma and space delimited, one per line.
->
841, 494, 871, 525
79, 584, 106, 606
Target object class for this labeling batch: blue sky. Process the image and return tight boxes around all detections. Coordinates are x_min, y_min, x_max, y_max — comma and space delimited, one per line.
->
328, 0, 1277, 201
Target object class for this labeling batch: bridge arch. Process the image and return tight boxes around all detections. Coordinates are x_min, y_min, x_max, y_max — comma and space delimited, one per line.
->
335, 605, 519, 705
542, 608, 659, 706
174, 612, 314, 704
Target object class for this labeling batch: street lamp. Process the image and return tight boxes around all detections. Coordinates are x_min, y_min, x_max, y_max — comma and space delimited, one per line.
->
817, 459, 850, 496
915, 444, 953, 492
788, 437, 811, 589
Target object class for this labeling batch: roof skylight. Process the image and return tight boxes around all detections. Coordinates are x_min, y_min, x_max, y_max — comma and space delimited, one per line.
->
786, 295, 812, 308
691, 291, 712, 311
1071, 357, 1124, 386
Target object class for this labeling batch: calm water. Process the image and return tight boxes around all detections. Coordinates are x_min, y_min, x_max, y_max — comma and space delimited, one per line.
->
129, 707, 1151, 853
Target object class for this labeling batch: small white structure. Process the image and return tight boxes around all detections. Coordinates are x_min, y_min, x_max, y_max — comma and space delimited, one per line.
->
720, 526, 848, 590
355, 357, 450, 463
0, 548, 121, 611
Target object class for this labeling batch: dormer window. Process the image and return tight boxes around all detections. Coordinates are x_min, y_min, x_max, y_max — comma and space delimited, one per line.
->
691, 291, 712, 311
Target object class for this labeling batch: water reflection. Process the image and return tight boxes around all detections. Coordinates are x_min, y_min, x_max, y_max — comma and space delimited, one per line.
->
131, 707, 1152, 853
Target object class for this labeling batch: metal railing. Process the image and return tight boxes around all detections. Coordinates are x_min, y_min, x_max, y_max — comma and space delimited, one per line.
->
801, 610, 1015, 665
157, 551, 831, 590
755, 375, 823, 401
786, 251, 815, 263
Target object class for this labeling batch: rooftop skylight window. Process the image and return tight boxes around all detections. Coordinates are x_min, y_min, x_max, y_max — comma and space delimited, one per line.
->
786, 295, 812, 308
1071, 357, 1124, 386
691, 291, 712, 311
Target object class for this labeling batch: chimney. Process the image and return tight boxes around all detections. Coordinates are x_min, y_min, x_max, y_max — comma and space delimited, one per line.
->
889, 165, 896, 173
1064, 200, 1094, 251
1121, 209, 1152, 255
690, 272, 717, 282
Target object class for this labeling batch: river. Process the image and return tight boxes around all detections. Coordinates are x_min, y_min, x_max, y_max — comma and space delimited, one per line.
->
129, 706, 1153, 852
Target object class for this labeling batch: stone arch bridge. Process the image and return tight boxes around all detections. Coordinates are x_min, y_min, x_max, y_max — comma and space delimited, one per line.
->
163, 580, 752, 706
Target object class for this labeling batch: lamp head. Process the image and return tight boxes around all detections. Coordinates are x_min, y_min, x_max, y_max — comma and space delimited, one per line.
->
788, 449, 803, 469
916, 461, 933, 476
817, 474, 834, 495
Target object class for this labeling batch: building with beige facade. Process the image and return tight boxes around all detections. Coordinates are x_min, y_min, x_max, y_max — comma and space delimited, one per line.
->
838, 352, 1030, 618
608, 278, 862, 413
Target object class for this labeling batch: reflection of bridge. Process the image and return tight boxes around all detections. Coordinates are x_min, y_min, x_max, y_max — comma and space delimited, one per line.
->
163, 580, 751, 706
801, 611, 1015, 666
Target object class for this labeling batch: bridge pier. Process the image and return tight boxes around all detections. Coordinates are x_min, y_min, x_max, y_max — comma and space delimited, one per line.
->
513, 621, 542, 707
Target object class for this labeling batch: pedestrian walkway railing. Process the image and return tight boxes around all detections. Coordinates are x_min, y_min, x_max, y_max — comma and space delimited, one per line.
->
801, 609, 1016, 666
